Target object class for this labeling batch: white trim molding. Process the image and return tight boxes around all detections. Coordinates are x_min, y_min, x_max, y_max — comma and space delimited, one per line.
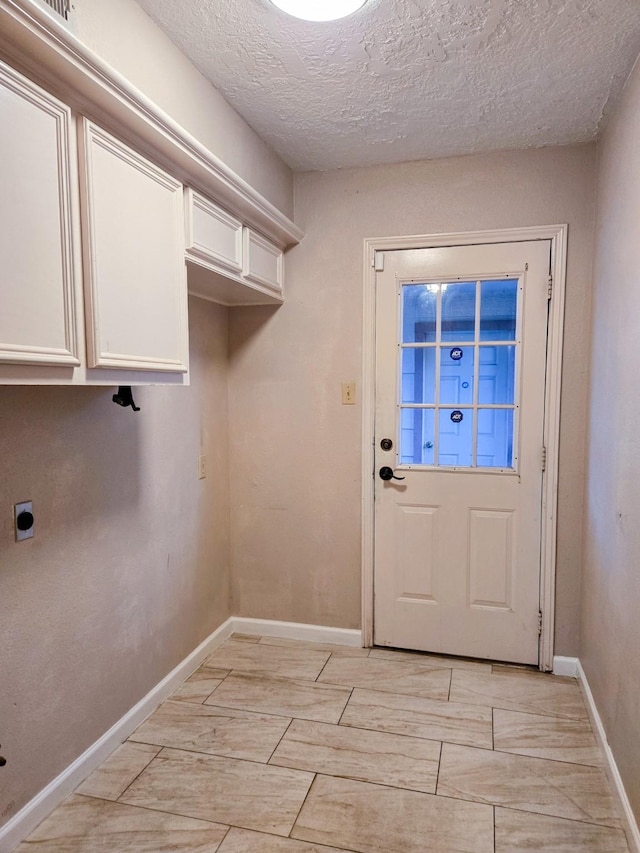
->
230, 617, 363, 647
361, 225, 568, 670
577, 661, 640, 853
552, 655, 580, 677
0, 617, 235, 853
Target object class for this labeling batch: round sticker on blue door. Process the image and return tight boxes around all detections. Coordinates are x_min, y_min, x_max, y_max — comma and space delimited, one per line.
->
450, 410, 464, 423
450, 347, 463, 361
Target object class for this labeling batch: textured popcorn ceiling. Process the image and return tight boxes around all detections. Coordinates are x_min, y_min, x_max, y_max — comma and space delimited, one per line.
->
136, 0, 640, 171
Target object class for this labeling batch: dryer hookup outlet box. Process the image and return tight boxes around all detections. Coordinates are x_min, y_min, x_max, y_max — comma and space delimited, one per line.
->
14, 501, 34, 542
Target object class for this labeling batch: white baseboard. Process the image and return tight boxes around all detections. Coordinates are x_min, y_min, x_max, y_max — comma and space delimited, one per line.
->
552, 655, 580, 677
0, 617, 235, 853
576, 660, 640, 853
554, 655, 639, 851
230, 617, 363, 647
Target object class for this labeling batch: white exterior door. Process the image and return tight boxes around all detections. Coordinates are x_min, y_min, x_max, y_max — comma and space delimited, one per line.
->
374, 240, 551, 665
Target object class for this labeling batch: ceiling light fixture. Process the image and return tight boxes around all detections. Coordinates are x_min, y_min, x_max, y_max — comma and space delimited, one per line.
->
269, 0, 368, 22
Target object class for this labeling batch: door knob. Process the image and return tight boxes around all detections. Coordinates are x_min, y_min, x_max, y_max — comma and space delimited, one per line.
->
379, 466, 406, 481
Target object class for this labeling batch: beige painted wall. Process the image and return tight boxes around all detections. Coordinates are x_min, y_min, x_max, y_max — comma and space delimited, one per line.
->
0, 297, 230, 826
581, 58, 640, 821
73, 0, 294, 217
229, 145, 597, 654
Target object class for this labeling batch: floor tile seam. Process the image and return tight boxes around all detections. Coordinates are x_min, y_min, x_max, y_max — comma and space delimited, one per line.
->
211, 669, 348, 688
490, 745, 605, 767
207, 667, 329, 683
452, 684, 586, 702
316, 679, 450, 700
287, 772, 317, 842
202, 700, 343, 723
491, 804, 497, 853
134, 700, 294, 725
305, 770, 481, 803
200, 667, 233, 702
265, 717, 297, 765
348, 685, 496, 714
102, 744, 162, 802
370, 646, 492, 666
337, 718, 491, 750
194, 664, 233, 676
448, 698, 590, 722
492, 668, 580, 684
217, 825, 234, 850
314, 653, 335, 683
491, 705, 599, 724
435, 741, 444, 794
167, 688, 227, 707
222, 825, 360, 853
114, 788, 319, 840
126, 737, 287, 765
76, 792, 232, 830
138, 742, 315, 773
442, 740, 617, 773
336, 688, 354, 725
74, 791, 128, 806
271, 731, 440, 764
266, 758, 438, 796
430, 787, 622, 828
493, 803, 630, 832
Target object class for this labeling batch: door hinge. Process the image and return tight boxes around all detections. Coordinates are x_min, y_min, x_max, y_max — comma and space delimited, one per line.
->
541, 446, 547, 472
373, 251, 385, 271
538, 610, 543, 636
547, 274, 553, 300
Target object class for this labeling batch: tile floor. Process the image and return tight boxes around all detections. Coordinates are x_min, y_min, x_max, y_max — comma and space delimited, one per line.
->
17, 634, 630, 852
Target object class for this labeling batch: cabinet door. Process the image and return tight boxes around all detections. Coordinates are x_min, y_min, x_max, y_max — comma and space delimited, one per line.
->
0, 61, 79, 366
80, 120, 188, 372
185, 188, 243, 275
243, 228, 284, 295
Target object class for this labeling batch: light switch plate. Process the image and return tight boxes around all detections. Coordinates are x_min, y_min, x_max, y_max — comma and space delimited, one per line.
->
342, 382, 356, 405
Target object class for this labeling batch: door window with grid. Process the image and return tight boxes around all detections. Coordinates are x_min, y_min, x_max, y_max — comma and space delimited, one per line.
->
399, 278, 520, 470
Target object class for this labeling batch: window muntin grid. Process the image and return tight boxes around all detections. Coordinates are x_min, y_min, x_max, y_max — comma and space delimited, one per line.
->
399, 278, 520, 471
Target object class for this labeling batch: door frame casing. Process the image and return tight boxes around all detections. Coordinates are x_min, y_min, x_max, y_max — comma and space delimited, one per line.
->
361, 225, 568, 671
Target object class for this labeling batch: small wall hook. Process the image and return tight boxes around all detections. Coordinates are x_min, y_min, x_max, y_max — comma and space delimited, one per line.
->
112, 386, 140, 412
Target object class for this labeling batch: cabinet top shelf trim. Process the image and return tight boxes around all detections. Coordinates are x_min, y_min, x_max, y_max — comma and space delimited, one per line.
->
0, 0, 304, 250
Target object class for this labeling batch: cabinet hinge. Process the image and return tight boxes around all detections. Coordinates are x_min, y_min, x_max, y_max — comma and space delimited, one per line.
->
373, 251, 385, 272
541, 446, 547, 472
538, 610, 543, 636
547, 274, 553, 300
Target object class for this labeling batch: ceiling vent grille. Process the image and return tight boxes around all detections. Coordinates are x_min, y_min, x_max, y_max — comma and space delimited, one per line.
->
42, 0, 70, 20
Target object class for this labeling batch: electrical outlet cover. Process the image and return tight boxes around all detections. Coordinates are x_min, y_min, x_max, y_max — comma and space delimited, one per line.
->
14, 501, 34, 542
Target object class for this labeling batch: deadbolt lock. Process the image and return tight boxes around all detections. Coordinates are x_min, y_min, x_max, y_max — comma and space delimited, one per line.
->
380, 438, 393, 451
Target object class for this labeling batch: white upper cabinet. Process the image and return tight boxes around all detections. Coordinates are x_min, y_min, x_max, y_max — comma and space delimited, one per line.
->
0, 60, 79, 367
79, 120, 189, 373
185, 189, 284, 306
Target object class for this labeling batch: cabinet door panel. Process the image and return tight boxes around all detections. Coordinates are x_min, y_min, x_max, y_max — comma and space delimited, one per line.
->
80, 120, 188, 372
243, 228, 283, 294
0, 61, 79, 365
186, 189, 243, 275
